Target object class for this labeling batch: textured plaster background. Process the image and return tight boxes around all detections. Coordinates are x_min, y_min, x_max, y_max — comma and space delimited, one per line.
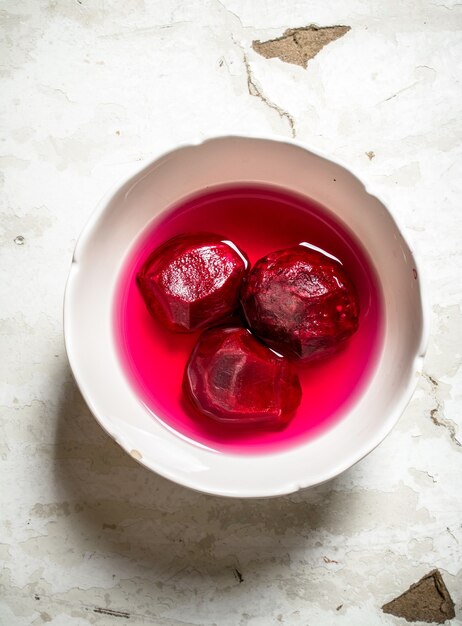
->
1, 1, 461, 624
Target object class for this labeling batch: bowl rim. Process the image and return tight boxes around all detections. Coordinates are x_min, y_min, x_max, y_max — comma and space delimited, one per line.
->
63, 133, 430, 498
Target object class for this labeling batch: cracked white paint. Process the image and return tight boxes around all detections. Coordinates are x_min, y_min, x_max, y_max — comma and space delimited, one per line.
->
242, 51, 296, 137
1, 1, 461, 625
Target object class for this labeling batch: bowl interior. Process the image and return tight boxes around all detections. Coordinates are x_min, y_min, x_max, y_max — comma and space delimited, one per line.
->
65, 137, 426, 497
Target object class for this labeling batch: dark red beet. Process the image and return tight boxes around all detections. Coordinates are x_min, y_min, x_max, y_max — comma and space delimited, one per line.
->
241, 245, 360, 362
183, 327, 302, 427
137, 233, 248, 332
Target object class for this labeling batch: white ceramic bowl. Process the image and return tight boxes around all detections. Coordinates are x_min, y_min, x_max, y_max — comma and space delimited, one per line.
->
64, 136, 428, 498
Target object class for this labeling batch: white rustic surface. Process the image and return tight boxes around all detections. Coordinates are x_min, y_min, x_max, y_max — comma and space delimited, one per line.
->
1, 1, 461, 624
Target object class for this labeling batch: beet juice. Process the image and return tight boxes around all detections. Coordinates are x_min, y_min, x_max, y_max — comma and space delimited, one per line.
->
114, 184, 384, 454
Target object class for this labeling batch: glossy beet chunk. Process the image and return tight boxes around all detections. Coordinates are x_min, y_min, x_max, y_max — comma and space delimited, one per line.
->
241, 245, 360, 362
137, 233, 248, 332
183, 327, 302, 427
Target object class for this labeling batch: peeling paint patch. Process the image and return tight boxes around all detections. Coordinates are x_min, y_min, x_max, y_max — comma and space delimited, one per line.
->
130, 449, 142, 460
252, 25, 350, 69
382, 569, 455, 623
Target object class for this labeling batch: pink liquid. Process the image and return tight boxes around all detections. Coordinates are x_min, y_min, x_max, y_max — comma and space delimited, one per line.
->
114, 184, 383, 454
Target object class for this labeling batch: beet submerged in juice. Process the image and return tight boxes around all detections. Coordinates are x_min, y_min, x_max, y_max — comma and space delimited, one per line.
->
114, 184, 384, 454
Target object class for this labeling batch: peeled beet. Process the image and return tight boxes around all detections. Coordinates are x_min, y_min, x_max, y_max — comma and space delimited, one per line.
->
137, 233, 248, 332
241, 245, 360, 362
183, 327, 302, 427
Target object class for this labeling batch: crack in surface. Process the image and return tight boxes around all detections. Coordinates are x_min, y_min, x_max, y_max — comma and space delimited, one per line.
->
381, 81, 421, 103
242, 52, 296, 137
214, 0, 244, 27
430, 2, 462, 9
412, 468, 438, 483
93, 607, 130, 619
423, 372, 461, 447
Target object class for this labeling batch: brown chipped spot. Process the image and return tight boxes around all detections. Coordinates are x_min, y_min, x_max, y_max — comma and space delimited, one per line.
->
366, 151, 375, 160
382, 569, 455, 623
336, 604, 343, 611
426, 374, 438, 387
102, 522, 117, 530
233, 568, 244, 583
252, 25, 350, 69
323, 556, 339, 564
115, 130, 121, 135
130, 449, 142, 460
430, 408, 440, 425
413, 268, 418, 279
